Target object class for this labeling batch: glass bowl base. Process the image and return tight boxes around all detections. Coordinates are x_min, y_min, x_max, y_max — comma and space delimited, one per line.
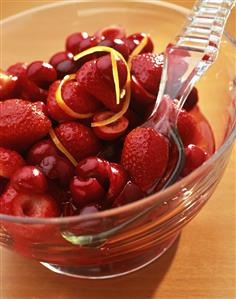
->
40, 233, 179, 279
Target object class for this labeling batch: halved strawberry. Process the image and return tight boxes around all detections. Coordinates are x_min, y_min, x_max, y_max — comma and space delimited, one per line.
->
131, 53, 164, 96
54, 122, 101, 161
0, 99, 51, 151
76, 54, 127, 111
121, 127, 169, 192
0, 147, 25, 178
47, 80, 101, 122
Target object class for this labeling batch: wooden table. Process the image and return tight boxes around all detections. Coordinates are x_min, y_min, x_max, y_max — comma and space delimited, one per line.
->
1, 1, 235, 299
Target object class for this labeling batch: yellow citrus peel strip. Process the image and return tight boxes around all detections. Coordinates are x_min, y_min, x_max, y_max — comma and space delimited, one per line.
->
56, 74, 94, 119
128, 34, 149, 67
49, 128, 78, 167
74, 46, 131, 127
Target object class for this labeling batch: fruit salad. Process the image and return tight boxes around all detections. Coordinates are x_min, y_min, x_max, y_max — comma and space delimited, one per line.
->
0, 26, 215, 219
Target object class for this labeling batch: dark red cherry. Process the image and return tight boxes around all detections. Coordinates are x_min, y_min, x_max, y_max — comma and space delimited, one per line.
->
27, 139, 59, 165
95, 26, 126, 41
76, 157, 109, 186
70, 176, 105, 208
96, 54, 127, 88
112, 181, 145, 207
181, 144, 208, 177
126, 32, 154, 54
131, 75, 156, 106
92, 111, 129, 140
77, 36, 98, 64
0, 71, 18, 100
26, 61, 57, 89
106, 163, 128, 202
10, 166, 48, 194
7, 62, 28, 78
0, 186, 59, 218
98, 38, 130, 60
49, 51, 78, 79
65, 31, 89, 55
40, 155, 74, 187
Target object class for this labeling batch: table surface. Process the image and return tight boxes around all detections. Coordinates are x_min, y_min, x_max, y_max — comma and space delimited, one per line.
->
0, 1, 236, 299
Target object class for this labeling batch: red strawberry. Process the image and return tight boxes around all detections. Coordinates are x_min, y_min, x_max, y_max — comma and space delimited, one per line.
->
47, 80, 101, 122
54, 122, 101, 161
131, 53, 164, 96
121, 127, 169, 192
76, 54, 127, 111
0, 147, 25, 178
0, 99, 51, 151
177, 110, 199, 146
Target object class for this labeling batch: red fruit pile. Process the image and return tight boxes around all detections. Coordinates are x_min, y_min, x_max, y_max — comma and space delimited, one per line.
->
0, 26, 215, 220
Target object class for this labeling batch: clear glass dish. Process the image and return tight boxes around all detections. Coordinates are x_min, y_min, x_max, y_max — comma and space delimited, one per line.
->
0, 0, 235, 279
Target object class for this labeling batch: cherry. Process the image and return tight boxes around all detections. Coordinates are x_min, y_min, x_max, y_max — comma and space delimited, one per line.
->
96, 54, 127, 88
0, 71, 18, 100
10, 166, 48, 194
106, 162, 128, 202
7, 62, 28, 78
40, 155, 74, 187
131, 75, 156, 106
92, 111, 129, 140
112, 181, 145, 207
7, 62, 48, 101
75, 157, 128, 204
76, 157, 109, 186
70, 176, 105, 208
65, 31, 89, 55
0, 178, 8, 195
77, 36, 98, 64
98, 38, 130, 60
181, 144, 208, 177
27, 139, 59, 165
20, 76, 48, 102
0, 186, 59, 218
95, 26, 126, 41
126, 32, 154, 54
26, 61, 57, 89
0, 146, 25, 178
49, 51, 78, 79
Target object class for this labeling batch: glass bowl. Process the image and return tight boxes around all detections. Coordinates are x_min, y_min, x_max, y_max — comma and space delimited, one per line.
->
0, 0, 235, 279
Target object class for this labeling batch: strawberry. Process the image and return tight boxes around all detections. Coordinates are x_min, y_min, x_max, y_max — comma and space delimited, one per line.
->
54, 122, 101, 161
121, 127, 169, 192
131, 53, 164, 96
76, 54, 127, 111
177, 110, 199, 146
0, 99, 51, 151
47, 80, 101, 122
0, 147, 25, 178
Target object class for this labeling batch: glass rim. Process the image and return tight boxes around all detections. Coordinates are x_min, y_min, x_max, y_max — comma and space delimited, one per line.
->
0, 0, 235, 224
